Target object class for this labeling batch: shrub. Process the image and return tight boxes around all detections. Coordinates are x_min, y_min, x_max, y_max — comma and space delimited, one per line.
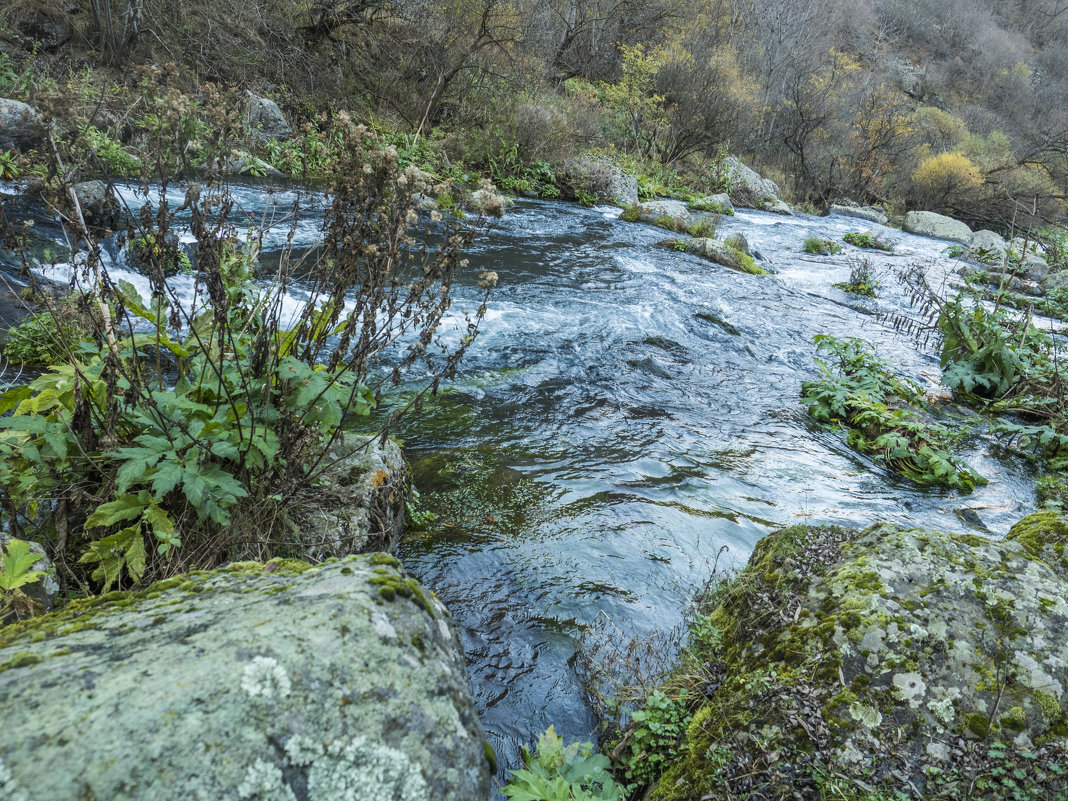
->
910, 151, 983, 213
0, 115, 496, 593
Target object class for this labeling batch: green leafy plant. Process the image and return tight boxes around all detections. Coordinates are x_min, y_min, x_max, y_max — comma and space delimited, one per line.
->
0, 111, 496, 594
0, 539, 44, 593
802, 335, 985, 490
83, 126, 141, 176
575, 189, 598, 207
804, 236, 841, 255
502, 726, 625, 801
618, 690, 691, 789
0, 149, 18, 180
843, 231, 892, 252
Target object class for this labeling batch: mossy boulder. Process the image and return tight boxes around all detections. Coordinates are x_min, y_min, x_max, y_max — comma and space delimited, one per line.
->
650, 523, 1068, 800
0, 555, 491, 801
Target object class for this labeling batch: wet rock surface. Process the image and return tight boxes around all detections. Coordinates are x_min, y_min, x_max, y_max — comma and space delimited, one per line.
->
0, 555, 491, 801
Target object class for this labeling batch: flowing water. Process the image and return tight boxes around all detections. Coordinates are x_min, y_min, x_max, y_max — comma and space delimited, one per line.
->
1, 183, 1044, 779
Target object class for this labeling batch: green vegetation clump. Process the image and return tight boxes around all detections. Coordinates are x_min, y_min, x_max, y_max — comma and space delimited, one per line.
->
843, 232, 893, 251
833, 258, 880, 297
619, 203, 642, 222
802, 335, 984, 490
502, 726, 624, 801
803, 236, 842, 255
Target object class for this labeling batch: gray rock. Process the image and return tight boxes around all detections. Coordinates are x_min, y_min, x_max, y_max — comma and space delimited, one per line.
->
0, 555, 492, 801
637, 199, 691, 229
1042, 270, 1068, 295
72, 180, 120, 233
0, 98, 45, 152
0, 535, 58, 623
292, 435, 409, 558
967, 229, 1009, 265
831, 203, 888, 226
211, 150, 287, 179
723, 156, 781, 200
903, 210, 972, 244
673, 237, 766, 275
763, 197, 793, 216
559, 158, 639, 206
243, 91, 291, 142
15, 10, 71, 50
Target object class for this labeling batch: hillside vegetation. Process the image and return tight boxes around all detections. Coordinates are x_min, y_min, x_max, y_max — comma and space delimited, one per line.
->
1, 0, 1066, 229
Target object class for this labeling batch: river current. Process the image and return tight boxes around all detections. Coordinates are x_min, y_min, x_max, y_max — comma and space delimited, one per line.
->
1, 183, 1043, 778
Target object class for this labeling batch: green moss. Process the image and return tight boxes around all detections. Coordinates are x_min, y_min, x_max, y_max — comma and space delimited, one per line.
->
964, 713, 991, 738
483, 741, 498, 773
0, 651, 43, 671
369, 553, 402, 568
1000, 706, 1027, 731
619, 204, 642, 222
1034, 690, 1064, 722
367, 574, 434, 616
1008, 512, 1068, 567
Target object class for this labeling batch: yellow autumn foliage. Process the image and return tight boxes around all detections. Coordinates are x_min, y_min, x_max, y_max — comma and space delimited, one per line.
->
911, 151, 983, 212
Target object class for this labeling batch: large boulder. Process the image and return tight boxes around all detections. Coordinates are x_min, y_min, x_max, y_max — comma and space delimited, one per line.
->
648, 521, 1068, 800
0, 98, 45, 152
722, 156, 781, 209
243, 91, 291, 143
637, 199, 692, 229
558, 158, 639, 207
293, 435, 409, 558
903, 210, 973, 244
689, 193, 734, 216
0, 554, 492, 801
967, 229, 1009, 265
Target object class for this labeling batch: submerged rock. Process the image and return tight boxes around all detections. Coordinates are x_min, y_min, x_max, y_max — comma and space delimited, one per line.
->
0, 555, 491, 801
649, 521, 1068, 799
903, 210, 973, 244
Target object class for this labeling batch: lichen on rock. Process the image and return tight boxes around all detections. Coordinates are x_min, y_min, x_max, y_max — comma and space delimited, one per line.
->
0, 555, 490, 800
647, 522, 1068, 799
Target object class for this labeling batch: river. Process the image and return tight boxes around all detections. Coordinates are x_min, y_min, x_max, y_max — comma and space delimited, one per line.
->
1, 182, 1043, 780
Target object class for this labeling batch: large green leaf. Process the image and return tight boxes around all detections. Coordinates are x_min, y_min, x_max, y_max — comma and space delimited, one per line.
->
0, 539, 45, 592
